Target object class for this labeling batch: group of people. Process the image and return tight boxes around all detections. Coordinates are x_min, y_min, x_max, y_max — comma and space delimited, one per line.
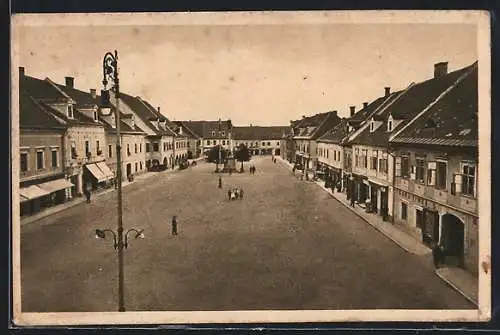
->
228, 187, 244, 201
249, 165, 257, 175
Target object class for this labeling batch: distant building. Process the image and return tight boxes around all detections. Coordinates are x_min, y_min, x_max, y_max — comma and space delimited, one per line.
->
178, 120, 232, 156
232, 125, 289, 156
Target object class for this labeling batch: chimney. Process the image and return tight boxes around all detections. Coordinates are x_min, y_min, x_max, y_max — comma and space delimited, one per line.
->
363, 102, 368, 109
302, 115, 306, 119
65, 76, 74, 88
349, 106, 355, 117
90, 89, 97, 99
384, 87, 390, 97
331, 110, 338, 116
434, 61, 448, 78
157, 107, 161, 114
19, 67, 25, 77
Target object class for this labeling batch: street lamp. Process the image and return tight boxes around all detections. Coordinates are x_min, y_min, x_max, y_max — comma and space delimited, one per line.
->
100, 50, 144, 312
95, 228, 145, 249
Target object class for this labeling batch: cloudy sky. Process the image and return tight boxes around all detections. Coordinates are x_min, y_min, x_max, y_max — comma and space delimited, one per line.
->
17, 22, 477, 126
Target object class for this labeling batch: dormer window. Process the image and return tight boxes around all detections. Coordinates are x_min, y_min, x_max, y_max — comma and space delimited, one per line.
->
370, 121, 375, 132
212, 131, 216, 136
93, 110, 98, 122
67, 105, 74, 118
221, 131, 225, 136
388, 120, 393, 131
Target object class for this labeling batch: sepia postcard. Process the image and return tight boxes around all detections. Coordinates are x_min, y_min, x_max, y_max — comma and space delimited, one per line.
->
11, 10, 491, 326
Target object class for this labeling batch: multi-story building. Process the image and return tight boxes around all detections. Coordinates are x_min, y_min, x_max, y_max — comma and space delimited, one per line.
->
179, 120, 232, 156
316, 118, 349, 190
174, 121, 202, 159
22, 71, 114, 196
232, 125, 289, 156
117, 93, 177, 171
293, 111, 342, 176
389, 62, 478, 274
347, 62, 475, 226
281, 119, 302, 163
18, 85, 70, 217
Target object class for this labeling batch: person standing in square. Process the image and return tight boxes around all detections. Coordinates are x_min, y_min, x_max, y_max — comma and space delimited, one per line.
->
171, 215, 178, 236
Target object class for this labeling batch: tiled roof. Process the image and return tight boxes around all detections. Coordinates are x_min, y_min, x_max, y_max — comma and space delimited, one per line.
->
348, 96, 390, 125
349, 63, 476, 147
173, 121, 200, 139
232, 126, 289, 140
94, 95, 146, 134
294, 111, 342, 139
391, 64, 478, 147
20, 75, 67, 102
136, 99, 179, 137
177, 120, 232, 139
119, 93, 176, 137
54, 83, 98, 108
19, 90, 66, 129
317, 118, 349, 144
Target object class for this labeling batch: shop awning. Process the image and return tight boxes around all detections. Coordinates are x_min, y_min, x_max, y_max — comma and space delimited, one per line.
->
38, 179, 74, 193
19, 185, 50, 201
86, 163, 107, 183
96, 162, 115, 179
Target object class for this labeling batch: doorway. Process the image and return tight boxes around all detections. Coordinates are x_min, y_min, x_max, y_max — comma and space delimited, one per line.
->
440, 214, 465, 267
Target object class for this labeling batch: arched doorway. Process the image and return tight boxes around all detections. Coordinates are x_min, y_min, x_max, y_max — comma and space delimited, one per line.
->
440, 213, 465, 267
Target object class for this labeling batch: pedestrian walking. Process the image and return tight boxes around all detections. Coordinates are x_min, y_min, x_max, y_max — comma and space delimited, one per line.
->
227, 189, 232, 201
239, 188, 244, 200
350, 196, 355, 207
84, 188, 91, 203
218, 175, 222, 188
235, 188, 240, 200
171, 215, 178, 236
253, 165, 257, 174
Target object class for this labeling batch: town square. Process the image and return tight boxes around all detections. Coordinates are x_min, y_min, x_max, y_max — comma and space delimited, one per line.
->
13, 13, 487, 317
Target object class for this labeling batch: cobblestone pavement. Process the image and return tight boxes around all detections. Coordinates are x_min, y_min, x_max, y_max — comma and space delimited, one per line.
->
20, 157, 474, 312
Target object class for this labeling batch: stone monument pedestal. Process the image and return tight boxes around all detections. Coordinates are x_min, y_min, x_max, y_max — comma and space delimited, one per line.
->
222, 155, 237, 173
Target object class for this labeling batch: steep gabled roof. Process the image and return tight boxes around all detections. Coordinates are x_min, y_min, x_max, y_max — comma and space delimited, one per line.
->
119, 93, 175, 137
19, 90, 66, 130
232, 126, 289, 140
317, 118, 349, 144
294, 111, 342, 140
173, 121, 201, 139
391, 64, 478, 147
349, 63, 476, 147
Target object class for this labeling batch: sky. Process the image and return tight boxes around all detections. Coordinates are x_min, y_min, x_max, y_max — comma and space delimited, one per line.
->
17, 23, 477, 126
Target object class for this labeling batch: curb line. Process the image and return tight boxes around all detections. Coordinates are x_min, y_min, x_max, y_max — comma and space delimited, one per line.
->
435, 270, 478, 307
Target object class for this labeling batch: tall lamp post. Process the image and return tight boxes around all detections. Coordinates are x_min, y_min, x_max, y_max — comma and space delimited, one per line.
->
98, 50, 143, 312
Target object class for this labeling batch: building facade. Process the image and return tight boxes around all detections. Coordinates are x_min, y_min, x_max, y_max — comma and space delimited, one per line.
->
232, 125, 288, 156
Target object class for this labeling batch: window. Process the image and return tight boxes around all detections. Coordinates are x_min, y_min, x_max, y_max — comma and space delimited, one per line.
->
85, 141, 90, 156
36, 151, 44, 170
401, 202, 408, 220
93, 111, 98, 121
277, 141, 280, 146
211, 131, 216, 136
415, 158, 425, 183
108, 144, 113, 158
370, 157, 378, 170
207, 140, 211, 145
362, 150, 368, 168
436, 161, 447, 189
388, 121, 393, 131
262, 142, 266, 146
146, 143, 151, 152
67, 105, 74, 118
153, 143, 159, 152
20, 152, 28, 172
222, 140, 226, 145
71, 142, 78, 159
140, 143, 142, 152
401, 156, 410, 178
127, 144, 131, 156
355, 149, 359, 167
462, 164, 476, 196
163, 142, 166, 151
267, 142, 271, 146
51, 149, 58, 167
326, 150, 329, 159
370, 122, 374, 132
427, 162, 436, 185
135, 162, 138, 172
135, 144, 138, 153
221, 131, 225, 136
140, 162, 143, 170
379, 158, 388, 173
